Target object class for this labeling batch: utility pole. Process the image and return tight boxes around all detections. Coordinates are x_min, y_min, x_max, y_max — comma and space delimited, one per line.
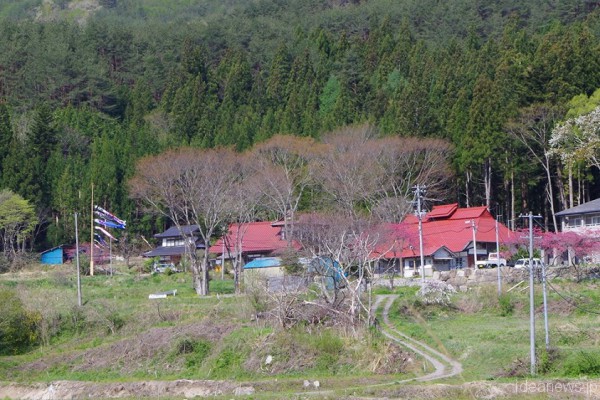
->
221, 235, 225, 280
109, 236, 113, 277
520, 211, 542, 375
74, 212, 82, 307
466, 219, 477, 268
413, 185, 427, 285
90, 183, 94, 276
542, 259, 550, 350
496, 215, 501, 296
528, 211, 535, 376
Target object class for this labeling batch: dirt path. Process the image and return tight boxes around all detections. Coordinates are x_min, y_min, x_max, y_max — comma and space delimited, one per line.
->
299, 294, 463, 397
376, 294, 462, 381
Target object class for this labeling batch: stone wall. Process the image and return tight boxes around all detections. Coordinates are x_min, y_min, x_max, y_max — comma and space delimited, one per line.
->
433, 267, 529, 291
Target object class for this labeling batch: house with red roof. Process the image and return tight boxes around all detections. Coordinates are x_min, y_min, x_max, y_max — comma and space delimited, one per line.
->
209, 221, 298, 262
376, 203, 512, 277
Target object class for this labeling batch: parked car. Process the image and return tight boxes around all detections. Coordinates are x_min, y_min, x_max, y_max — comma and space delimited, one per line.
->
153, 262, 181, 273
476, 252, 507, 268
513, 258, 544, 269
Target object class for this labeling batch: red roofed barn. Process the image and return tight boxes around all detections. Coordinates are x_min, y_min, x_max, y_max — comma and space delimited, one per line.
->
377, 203, 512, 277
209, 221, 298, 263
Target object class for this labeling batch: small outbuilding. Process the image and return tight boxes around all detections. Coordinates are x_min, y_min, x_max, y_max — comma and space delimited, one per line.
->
40, 245, 65, 265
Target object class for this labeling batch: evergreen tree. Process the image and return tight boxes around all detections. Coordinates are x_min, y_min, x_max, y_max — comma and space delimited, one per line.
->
0, 101, 12, 181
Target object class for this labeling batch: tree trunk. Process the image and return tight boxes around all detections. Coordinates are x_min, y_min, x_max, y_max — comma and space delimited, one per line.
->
484, 158, 492, 209
511, 169, 515, 230
543, 155, 558, 231
200, 250, 210, 296
555, 163, 568, 211
465, 170, 471, 208
568, 164, 573, 208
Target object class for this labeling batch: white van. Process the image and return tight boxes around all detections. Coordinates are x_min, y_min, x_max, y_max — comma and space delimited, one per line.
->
513, 258, 544, 269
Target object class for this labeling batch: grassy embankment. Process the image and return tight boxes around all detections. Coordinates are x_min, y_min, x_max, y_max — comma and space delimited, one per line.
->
0, 262, 418, 392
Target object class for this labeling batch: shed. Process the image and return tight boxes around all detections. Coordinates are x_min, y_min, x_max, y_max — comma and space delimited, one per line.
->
41, 246, 64, 265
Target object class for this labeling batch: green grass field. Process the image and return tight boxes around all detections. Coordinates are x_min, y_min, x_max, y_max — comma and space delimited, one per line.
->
1, 263, 599, 399
0, 262, 418, 388
384, 282, 600, 382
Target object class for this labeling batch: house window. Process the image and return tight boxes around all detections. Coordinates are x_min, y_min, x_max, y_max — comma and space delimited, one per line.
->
569, 217, 582, 228
585, 215, 600, 226
166, 239, 184, 247
456, 257, 463, 268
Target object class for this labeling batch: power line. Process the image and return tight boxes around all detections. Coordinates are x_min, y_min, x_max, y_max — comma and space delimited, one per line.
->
546, 280, 600, 315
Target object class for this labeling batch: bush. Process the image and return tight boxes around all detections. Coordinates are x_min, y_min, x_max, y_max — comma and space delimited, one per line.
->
562, 350, 600, 376
0, 289, 40, 355
175, 338, 212, 368
498, 294, 514, 316
143, 257, 158, 273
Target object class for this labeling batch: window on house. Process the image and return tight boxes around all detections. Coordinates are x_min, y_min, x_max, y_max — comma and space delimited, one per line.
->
569, 217, 582, 227
585, 215, 600, 226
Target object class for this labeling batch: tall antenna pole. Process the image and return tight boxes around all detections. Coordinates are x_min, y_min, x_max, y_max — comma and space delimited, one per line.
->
75, 212, 82, 307
90, 183, 94, 276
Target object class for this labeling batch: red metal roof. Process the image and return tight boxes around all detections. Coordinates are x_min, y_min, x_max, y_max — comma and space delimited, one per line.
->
376, 205, 513, 258
425, 203, 458, 220
209, 221, 298, 255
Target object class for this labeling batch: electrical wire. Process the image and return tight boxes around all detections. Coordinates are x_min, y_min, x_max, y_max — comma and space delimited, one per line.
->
545, 279, 600, 315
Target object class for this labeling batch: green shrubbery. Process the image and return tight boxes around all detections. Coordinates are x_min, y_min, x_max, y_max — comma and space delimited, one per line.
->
562, 350, 600, 376
0, 289, 40, 355
498, 294, 515, 316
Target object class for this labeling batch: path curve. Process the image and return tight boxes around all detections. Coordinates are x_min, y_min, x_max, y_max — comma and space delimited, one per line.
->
300, 294, 462, 396
375, 294, 462, 381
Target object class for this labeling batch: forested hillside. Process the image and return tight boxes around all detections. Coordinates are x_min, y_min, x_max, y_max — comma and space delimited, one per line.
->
0, 0, 599, 254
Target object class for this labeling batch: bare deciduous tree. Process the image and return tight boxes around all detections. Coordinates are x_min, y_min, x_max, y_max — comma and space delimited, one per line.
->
129, 147, 240, 295
294, 212, 390, 327
317, 125, 383, 217
317, 124, 453, 221
507, 104, 563, 230
224, 154, 263, 294
250, 135, 320, 244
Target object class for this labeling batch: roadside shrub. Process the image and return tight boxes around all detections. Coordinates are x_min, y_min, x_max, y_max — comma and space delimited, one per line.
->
245, 273, 270, 316
279, 248, 303, 275
211, 348, 243, 377
498, 294, 514, 316
562, 350, 600, 376
173, 338, 213, 369
0, 289, 40, 355
537, 347, 559, 374
79, 255, 90, 276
